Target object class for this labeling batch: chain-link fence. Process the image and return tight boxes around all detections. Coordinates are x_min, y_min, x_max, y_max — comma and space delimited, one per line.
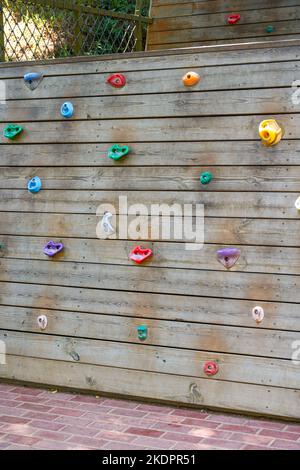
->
0, 0, 152, 62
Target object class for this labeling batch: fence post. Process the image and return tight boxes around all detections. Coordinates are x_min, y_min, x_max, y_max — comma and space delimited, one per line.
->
0, 0, 5, 62
74, 0, 83, 56
134, 0, 143, 52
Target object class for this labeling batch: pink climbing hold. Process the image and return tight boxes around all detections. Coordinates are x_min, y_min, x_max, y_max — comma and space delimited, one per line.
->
129, 246, 153, 264
37, 315, 48, 330
227, 14, 241, 25
204, 361, 219, 376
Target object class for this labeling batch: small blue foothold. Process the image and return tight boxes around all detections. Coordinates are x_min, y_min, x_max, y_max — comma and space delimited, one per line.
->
28, 176, 42, 193
24, 72, 43, 90
60, 102, 74, 118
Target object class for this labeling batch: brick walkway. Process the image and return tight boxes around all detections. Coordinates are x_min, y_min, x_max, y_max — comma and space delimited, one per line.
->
0, 383, 299, 450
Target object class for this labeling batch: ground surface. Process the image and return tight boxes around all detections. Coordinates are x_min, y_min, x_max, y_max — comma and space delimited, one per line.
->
0, 383, 299, 450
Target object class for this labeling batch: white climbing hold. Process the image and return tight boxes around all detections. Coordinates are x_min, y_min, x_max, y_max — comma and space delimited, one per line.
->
37, 315, 48, 330
101, 211, 115, 236
252, 306, 264, 324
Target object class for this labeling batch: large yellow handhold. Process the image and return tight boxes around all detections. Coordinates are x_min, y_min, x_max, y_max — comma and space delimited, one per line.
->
259, 119, 283, 146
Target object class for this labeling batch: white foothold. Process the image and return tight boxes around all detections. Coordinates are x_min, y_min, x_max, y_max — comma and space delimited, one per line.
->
37, 315, 48, 330
101, 211, 115, 236
252, 306, 264, 324
295, 196, 300, 211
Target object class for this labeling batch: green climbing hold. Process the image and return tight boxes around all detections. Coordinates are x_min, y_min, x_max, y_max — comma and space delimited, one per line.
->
3, 124, 23, 140
137, 325, 148, 341
266, 25, 274, 33
200, 171, 213, 185
107, 144, 130, 161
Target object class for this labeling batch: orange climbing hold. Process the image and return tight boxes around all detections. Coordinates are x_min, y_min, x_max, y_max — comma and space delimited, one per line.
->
182, 71, 200, 87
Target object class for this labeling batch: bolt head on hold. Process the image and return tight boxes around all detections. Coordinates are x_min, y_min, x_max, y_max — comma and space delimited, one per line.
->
259, 119, 283, 146
130, 246, 153, 264
43, 240, 64, 257
217, 247, 241, 269
37, 315, 48, 330
227, 14, 241, 24
106, 73, 126, 88
24, 72, 43, 90
27, 176, 42, 193
252, 306, 264, 324
107, 144, 130, 161
200, 171, 213, 185
3, 124, 23, 140
60, 101, 74, 118
137, 325, 148, 341
203, 361, 219, 376
182, 71, 200, 87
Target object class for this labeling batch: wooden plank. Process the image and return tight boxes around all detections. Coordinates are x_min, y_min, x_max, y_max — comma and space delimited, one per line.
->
1, 284, 299, 331
0, 115, 298, 144
0, 307, 298, 359
0, 190, 298, 218
2, 61, 299, 99
1, 258, 300, 303
0, 88, 297, 122
2, 165, 300, 191
1, 356, 299, 418
2, 235, 300, 276
1, 213, 299, 246
0, 141, 298, 167
1, 330, 298, 388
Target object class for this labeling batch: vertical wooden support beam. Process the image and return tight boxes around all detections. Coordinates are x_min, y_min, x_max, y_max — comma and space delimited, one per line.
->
134, 0, 143, 52
0, 0, 5, 62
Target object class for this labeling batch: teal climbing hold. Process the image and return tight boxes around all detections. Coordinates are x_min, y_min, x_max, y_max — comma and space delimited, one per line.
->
200, 171, 213, 185
266, 25, 274, 33
3, 124, 23, 140
107, 144, 130, 161
137, 325, 147, 341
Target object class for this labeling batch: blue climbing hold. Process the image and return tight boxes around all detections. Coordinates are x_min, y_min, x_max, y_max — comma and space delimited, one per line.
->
24, 72, 43, 90
60, 102, 74, 118
28, 176, 42, 193
137, 325, 148, 341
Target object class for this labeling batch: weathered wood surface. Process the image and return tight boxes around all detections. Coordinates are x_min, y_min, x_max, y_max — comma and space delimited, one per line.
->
1, 330, 299, 388
1, 356, 299, 419
1, 285, 299, 331
2, 235, 300, 275
0, 141, 298, 167
0, 258, 299, 303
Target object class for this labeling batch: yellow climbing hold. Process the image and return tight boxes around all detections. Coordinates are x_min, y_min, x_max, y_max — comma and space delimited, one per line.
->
259, 119, 283, 146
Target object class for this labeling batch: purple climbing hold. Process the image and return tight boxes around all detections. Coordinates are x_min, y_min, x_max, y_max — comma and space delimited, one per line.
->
216, 247, 241, 269
43, 240, 64, 257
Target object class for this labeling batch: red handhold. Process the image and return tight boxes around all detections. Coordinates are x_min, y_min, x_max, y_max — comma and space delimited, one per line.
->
227, 14, 241, 25
106, 73, 126, 88
204, 361, 219, 376
130, 246, 153, 264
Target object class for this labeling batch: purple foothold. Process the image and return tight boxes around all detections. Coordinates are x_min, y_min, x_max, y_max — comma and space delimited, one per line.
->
217, 247, 241, 269
43, 240, 64, 257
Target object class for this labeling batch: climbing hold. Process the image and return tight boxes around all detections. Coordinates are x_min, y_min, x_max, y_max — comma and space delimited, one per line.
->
204, 361, 219, 376
137, 325, 148, 341
130, 246, 153, 264
27, 176, 42, 193
227, 14, 241, 24
266, 25, 274, 33
252, 306, 264, 324
182, 71, 201, 87
106, 73, 126, 88
3, 124, 23, 140
101, 211, 115, 235
43, 240, 64, 257
217, 247, 241, 269
200, 171, 213, 185
60, 101, 74, 118
37, 315, 48, 330
295, 196, 300, 210
107, 144, 130, 161
0, 243, 5, 250
259, 119, 283, 146
24, 72, 43, 90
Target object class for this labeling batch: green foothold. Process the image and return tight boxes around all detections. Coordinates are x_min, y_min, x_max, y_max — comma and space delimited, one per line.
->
107, 144, 130, 161
200, 171, 213, 185
137, 325, 147, 341
266, 25, 274, 33
3, 124, 23, 140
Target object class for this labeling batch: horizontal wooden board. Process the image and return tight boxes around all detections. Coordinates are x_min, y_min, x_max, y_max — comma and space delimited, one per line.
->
0, 115, 298, 144
2, 61, 299, 100
1, 165, 300, 191
1, 356, 299, 418
0, 88, 298, 122
0, 258, 300, 303
2, 235, 300, 276
1, 141, 298, 167
0, 306, 297, 359
0, 190, 298, 219
1, 330, 298, 388
1, 283, 299, 331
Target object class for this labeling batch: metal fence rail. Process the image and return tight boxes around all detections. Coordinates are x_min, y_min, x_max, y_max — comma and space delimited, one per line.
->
0, 0, 152, 62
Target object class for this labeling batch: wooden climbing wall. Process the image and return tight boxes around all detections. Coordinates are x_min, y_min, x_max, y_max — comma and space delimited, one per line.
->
147, 0, 300, 50
0, 39, 300, 420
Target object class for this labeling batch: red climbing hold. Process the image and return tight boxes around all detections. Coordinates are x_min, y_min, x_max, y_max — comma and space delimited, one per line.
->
227, 14, 241, 25
203, 361, 219, 376
130, 246, 153, 264
106, 73, 126, 88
